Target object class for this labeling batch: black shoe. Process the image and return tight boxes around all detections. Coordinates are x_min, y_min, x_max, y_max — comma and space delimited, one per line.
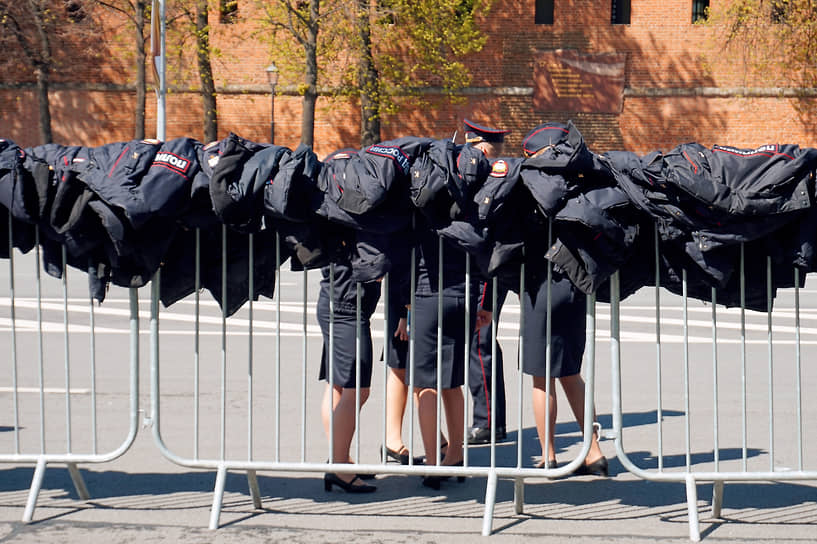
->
572, 456, 609, 477
357, 472, 377, 480
382, 445, 424, 465
324, 473, 377, 493
467, 426, 507, 445
421, 460, 465, 490
536, 459, 559, 469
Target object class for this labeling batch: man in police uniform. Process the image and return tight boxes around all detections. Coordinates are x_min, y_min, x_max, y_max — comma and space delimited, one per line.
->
463, 118, 509, 445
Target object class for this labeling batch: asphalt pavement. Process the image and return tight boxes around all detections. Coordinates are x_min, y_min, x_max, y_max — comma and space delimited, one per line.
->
2, 262, 817, 543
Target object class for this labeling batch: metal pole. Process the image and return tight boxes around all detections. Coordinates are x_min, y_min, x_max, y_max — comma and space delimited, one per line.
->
156, 0, 166, 141
270, 86, 275, 144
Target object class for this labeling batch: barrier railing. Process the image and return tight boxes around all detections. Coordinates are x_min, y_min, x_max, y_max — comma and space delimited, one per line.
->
607, 237, 817, 541
11, 220, 813, 540
144, 226, 600, 533
0, 220, 141, 522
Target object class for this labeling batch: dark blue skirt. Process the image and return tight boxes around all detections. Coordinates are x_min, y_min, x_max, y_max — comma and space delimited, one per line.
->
521, 272, 587, 378
317, 295, 374, 388
407, 292, 476, 389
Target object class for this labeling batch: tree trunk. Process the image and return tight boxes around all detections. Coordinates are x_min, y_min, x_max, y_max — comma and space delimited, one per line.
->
300, 0, 320, 148
196, 0, 217, 142
134, 0, 147, 140
35, 65, 52, 144
357, 0, 380, 147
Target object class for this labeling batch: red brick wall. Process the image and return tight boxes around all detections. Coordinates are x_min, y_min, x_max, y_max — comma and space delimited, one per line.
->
1, 0, 815, 156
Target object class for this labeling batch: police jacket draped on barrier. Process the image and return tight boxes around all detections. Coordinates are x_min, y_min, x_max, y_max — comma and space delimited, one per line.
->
2, 121, 816, 316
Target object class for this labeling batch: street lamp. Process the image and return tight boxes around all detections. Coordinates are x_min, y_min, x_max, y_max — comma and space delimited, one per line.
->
265, 63, 279, 144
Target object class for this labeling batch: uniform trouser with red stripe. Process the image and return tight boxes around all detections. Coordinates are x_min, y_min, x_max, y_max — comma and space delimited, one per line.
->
469, 287, 508, 430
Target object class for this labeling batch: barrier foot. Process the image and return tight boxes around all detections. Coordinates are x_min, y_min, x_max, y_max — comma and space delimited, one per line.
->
209, 466, 227, 530
247, 469, 262, 510
513, 477, 525, 515
67, 462, 90, 500
685, 474, 701, 542
711, 481, 724, 519
23, 458, 46, 523
481, 471, 498, 536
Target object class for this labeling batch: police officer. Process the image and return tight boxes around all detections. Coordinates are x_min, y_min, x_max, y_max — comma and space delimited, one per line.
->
462, 118, 510, 445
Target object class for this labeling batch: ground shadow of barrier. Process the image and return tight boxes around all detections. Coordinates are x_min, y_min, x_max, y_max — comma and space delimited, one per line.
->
2, 466, 815, 540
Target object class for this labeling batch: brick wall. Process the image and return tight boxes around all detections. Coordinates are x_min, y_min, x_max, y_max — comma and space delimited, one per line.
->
1, 0, 815, 157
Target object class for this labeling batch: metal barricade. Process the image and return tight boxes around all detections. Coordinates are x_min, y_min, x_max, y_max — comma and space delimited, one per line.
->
146, 227, 602, 534
0, 218, 141, 522
608, 238, 817, 541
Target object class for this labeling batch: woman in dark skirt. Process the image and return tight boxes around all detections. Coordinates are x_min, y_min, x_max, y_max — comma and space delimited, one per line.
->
522, 268, 605, 474
381, 240, 424, 465
317, 259, 381, 493
408, 222, 491, 487
520, 123, 607, 476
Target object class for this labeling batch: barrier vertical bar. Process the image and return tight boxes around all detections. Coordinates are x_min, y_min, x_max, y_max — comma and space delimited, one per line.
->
88, 270, 97, 455
301, 267, 308, 462
794, 267, 803, 470
194, 228, 201, 460
544, 221, 553, 468
610, 272, 622, 449
9, 210, 19, 454
490, 276, 498, 468
354, 282, 362, 463
408, 243, 417, 464
711, 288, 719, 470
682, 269, 691, 469
328, 262, 335, 463
654, 225, 664, 470
381, 272, 390, 465
62, 245, 72, 454
435, 235, 443, 467
248, 233, 254, 461
463, 253, 470, 467
766, 256, 774, 471
740, 244, 747, 471
220, 226, 227, 463
35, 228, 45, 454
516, 260, 525, 470
275, 232, 282, 462
247, 234, 261, 509
513, 260, 525, 516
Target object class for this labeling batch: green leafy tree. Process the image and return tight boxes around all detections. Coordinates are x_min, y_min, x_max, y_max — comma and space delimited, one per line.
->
258, 0, 490, 148
168, 0, 219, 142
704, 0, 817, 119
258, 0, 328, 148
349, 0, 491, 146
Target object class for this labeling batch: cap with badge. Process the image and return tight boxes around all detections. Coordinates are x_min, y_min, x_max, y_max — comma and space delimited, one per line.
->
521, 122, 572, 158
463, 118, 509, 144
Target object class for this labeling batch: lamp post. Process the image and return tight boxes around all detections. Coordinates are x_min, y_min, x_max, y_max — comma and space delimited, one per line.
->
265, 63, 279, 144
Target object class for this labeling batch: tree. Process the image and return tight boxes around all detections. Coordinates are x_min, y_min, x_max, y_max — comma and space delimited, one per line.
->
167, 0, 218, 142
704, 0, 817, 118
258, 0, 490, 148
0, 0, 101, 143
194, 0, 218, 142
95, 0, 151, 140
259, 0, 324, 148
348, 0, 490, 146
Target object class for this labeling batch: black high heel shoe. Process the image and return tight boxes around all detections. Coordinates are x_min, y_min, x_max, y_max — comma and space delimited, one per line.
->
324, 472, 377, 493
382, 445, 424, 465
421, 460, 464, 490
572, 456, 609, 477
536, 459, 559, 469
